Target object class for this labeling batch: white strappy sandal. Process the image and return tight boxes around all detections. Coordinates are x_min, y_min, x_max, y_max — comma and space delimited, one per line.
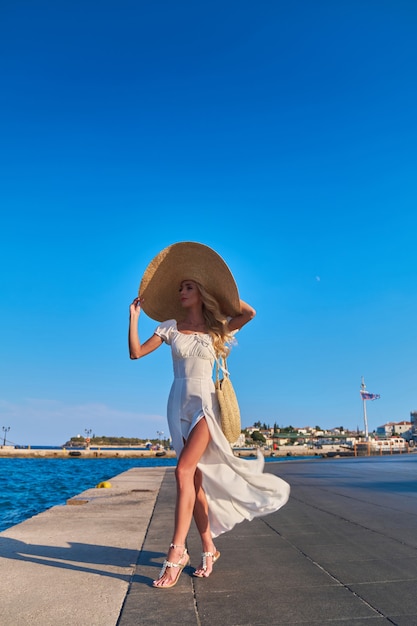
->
193, 549, 221, 578
153, 543, 189, 588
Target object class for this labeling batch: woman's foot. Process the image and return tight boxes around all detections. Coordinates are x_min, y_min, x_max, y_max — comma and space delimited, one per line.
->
153, 543, 189, 588
193, 548, 221, 578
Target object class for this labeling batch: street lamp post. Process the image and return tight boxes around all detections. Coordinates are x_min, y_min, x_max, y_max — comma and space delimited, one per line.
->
85, 428, 92, 447
157, 430, 164, 448
2, 426, 10, 446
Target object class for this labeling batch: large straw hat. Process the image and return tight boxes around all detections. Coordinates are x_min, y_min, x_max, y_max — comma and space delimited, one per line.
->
139, 242, 241, 322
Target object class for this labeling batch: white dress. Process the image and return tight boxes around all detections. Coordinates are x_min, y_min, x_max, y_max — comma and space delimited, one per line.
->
155, 320, 290, 538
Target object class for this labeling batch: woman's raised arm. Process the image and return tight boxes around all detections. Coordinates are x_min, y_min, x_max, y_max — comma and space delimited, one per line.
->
128, 297, 163, 359
227, 299, 256, 332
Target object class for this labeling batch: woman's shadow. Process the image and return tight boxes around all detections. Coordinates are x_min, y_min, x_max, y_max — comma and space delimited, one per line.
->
0, 535, 165, 584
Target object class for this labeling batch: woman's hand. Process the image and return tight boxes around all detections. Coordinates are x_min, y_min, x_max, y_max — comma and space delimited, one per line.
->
130, 296, 143, 317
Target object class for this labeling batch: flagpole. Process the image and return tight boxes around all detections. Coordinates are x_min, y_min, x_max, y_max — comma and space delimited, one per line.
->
361, 377, 369, 440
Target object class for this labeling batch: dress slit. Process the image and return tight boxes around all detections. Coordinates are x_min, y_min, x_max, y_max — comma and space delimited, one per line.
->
154, 319, 290, 538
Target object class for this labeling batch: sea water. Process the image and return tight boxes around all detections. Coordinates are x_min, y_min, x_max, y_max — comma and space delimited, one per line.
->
0, 457, 177, 533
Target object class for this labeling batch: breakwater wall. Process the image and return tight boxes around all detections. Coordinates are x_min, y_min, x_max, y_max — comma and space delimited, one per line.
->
0, 444, 345, 459
0, 446, 177, 459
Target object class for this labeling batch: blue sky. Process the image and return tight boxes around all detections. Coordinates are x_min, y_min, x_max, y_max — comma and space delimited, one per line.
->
1, 0, 416, 445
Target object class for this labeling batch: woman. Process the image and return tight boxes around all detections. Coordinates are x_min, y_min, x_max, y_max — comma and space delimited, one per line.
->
129, 242, 290, 589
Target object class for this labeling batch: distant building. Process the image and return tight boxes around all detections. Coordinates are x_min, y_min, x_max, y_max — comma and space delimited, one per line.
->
376, 421, 412, 438
411, 412, 417, 435
244, 426, 260, 435
395, 421, 413, 434
232, 433, 246, 447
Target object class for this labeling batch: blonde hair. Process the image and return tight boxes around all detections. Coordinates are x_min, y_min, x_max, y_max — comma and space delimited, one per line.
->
194, 281, 234, 359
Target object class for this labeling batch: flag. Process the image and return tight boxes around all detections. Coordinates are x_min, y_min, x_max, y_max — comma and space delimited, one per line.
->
360, 390, 380, 401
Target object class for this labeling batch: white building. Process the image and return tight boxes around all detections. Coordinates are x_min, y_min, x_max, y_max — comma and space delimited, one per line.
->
376, 421, 412, 437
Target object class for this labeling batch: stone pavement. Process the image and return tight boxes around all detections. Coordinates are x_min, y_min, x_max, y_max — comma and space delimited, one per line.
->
118, 455, 417, 626
2, 455, 417, 625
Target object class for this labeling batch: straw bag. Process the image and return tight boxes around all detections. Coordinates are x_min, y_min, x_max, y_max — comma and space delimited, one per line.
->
215, 357, 241, 443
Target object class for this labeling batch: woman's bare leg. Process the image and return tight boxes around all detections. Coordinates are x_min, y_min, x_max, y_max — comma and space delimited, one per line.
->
153, 418, 211, 587
193, 468, 217, 577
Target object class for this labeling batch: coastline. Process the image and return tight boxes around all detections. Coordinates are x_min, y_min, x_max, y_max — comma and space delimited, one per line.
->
0, 446, 178, 459
0, 444, 352, 459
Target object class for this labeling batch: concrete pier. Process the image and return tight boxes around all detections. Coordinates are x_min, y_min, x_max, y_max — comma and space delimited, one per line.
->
1, 455, 417, 624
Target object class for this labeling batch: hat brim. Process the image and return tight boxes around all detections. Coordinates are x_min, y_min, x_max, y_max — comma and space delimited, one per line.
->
139, 242, 241, 322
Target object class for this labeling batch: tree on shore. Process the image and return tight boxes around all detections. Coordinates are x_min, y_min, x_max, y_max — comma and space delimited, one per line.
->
66, 435, 149, 446
251, 431, 266, 444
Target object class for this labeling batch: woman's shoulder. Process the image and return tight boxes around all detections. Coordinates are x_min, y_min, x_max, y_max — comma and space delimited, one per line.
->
154, 319, 177, 339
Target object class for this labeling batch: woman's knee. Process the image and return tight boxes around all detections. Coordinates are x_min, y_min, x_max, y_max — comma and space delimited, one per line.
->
175, 460, 196, 484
